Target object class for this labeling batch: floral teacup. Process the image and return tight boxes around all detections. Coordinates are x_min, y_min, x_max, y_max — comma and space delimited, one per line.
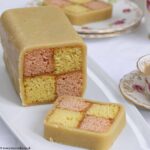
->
137, 54, 150, 98
137, 54, 150, 75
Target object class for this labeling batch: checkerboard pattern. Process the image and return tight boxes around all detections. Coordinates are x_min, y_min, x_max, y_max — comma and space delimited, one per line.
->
46, 96, 120, 133
23, 47, 84, 105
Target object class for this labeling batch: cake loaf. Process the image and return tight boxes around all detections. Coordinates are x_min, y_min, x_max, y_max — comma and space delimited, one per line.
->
0, 6, 86, 106
43, 0, 112, 25
44, 96, 126, 150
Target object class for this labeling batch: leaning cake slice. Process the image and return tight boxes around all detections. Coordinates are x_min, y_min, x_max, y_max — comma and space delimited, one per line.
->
0, 6, 86, 106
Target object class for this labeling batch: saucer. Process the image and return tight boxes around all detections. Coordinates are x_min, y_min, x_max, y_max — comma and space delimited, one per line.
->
120, 70, 150, 109
79, 19, 140, 38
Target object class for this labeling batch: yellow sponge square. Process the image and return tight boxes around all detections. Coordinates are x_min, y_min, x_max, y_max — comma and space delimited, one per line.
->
47, 109, 83, 128
69, 0, 91, 4
87, 104, 119, 119
64, 5, 90, 14
54, 47, 82, 74
24, 75, 56, 104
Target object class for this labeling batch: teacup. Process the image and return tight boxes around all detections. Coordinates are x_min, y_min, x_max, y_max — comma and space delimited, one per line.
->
137, 54, 150, 75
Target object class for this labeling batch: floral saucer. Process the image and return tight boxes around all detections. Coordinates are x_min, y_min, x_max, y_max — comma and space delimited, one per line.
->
80, 19, 140, 38
120, 70, 150, 110
74, 0, 143, 34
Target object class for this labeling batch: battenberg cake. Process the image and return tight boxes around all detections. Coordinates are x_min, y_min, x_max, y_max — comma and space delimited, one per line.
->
0, 6, 86, 106
44, 96, 126, 150
43, 0, 112, 25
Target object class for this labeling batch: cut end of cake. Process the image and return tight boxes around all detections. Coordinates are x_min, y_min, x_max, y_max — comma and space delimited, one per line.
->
23, 46, 85, 105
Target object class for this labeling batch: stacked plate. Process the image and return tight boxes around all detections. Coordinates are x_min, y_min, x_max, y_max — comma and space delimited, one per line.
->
74, 0, 143, 38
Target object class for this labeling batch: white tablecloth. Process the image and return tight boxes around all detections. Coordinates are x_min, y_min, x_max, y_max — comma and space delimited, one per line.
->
0, 0, 150, 148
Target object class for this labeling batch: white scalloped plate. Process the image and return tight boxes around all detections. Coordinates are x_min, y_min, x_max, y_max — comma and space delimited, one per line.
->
28, 0, 143, 35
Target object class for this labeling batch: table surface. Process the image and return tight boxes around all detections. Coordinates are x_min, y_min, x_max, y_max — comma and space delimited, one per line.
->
0, 0, 150, 148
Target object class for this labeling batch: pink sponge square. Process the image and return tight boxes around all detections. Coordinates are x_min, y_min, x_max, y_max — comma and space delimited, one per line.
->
80, 115, 112, 133
57, 96, 90, 112
56, 71, 83, 97
24, 49, 54, 77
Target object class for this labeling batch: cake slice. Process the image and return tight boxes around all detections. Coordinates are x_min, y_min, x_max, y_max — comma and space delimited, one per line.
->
43, 0, 112, 25
44, 96, 126, 150
0, 6, 86, 106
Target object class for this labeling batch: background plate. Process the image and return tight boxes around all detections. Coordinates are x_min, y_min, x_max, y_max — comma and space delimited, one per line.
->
74, 0, 143, 34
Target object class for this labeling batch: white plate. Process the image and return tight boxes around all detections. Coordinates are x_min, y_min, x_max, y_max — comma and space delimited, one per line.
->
74, 0, 143, 34
0, 42, 150, 150
79, 20, 140, 38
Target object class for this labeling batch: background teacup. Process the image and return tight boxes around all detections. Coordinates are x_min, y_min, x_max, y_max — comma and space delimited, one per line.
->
137, 54, 150, 98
